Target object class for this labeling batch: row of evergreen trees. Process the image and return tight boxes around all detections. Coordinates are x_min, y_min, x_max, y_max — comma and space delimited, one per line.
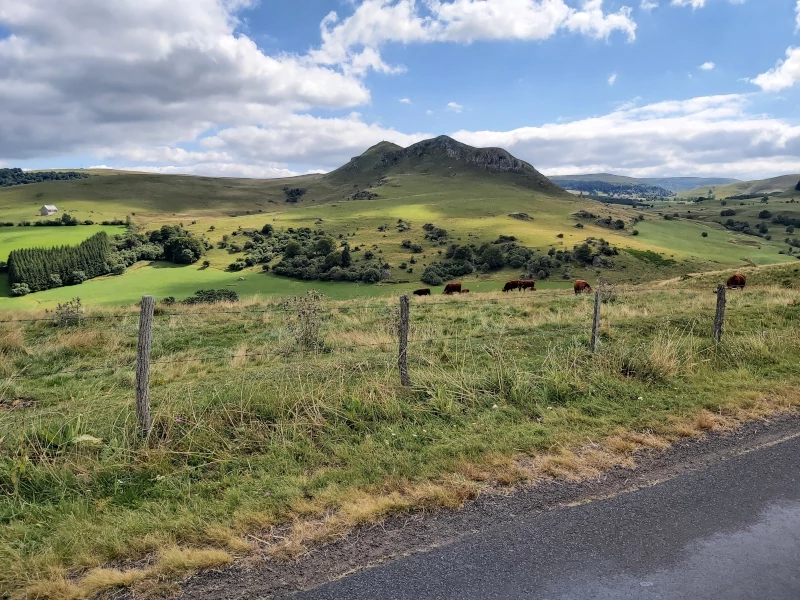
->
7, 232, 111, 294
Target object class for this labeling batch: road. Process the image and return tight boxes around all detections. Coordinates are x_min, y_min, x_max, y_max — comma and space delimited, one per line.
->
291, 433, 800, 600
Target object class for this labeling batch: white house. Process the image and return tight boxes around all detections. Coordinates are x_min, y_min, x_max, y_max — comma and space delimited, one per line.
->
40, 205, 58, 216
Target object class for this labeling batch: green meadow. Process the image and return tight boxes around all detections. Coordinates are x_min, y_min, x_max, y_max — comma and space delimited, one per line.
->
0, 163, 797, 311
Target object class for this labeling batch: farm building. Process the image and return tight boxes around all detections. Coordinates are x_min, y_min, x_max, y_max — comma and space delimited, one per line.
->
39, 205, 58, 216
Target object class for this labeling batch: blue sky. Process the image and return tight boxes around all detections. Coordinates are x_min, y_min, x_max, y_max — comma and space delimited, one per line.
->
1, 0, 799, 180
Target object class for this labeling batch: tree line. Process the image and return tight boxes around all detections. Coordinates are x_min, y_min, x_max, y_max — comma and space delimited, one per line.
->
551, 179, 673, 198
8, 232, 111, 296
0, 168, 90, 187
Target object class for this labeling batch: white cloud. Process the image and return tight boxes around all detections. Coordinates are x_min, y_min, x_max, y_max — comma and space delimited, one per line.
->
399, 97, 412, 104
311, 0, 637, 75
796, 0, 800, 30
0, 0, 369, 160
750, 47, 800, 92
671, 0, 705, 7
699, 61, 715, 70
426, 109, 434, 116
446, 102, 464, 113
640, 0, 659, 10
608, 73, 618, 85
451, 94, 800, 179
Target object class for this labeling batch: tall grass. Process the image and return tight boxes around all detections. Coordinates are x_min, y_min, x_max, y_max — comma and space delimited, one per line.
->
1, 285, 799, 598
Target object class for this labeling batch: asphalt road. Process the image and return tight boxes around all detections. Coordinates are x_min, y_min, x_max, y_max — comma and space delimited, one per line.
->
291, 433, 800, 600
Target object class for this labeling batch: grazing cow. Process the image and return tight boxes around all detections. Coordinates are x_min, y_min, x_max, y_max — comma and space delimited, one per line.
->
503, 280, 521, 292
519, 280, 536, 292
574, 280, 592, 295
461, 289, 470, 294
443, 282, 462, 295
726, 274, 746, 290
413, 288, 431, 296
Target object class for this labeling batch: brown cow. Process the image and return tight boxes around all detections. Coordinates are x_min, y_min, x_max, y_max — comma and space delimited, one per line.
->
443, 282, 462, 295
503, 280, 521, 292
574, 280, 592, 295
726, 274, 746, 290
461, 289, 470, 294
519, 280, 536, 292
413, 288, 431, 296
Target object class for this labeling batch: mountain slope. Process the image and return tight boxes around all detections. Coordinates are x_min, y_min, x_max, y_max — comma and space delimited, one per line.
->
326, 135, 566, 195
640, 177, 739, 192
679, 174, 800, 199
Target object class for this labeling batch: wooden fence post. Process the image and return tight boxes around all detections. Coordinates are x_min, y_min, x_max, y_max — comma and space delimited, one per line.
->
591, 289, 602, 353
136, 296, 155, 436
398, 294, 411, 387
714, 284, 726, 344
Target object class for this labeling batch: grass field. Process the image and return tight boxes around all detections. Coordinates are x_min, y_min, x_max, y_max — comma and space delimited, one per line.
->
1, 266, 799, 598
0, 225, 126, 260
1, 171, 797, 310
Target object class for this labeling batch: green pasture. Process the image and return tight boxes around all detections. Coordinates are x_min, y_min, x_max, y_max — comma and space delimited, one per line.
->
0, 225, 126, 261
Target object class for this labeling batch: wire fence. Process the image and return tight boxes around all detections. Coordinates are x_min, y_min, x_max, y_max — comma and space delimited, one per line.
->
2, 283, 796, 395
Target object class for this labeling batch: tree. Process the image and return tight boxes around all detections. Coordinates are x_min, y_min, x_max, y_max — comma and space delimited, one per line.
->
758, 210, 772, 219
284, 241, 302, 258
702, 232, 709, 238
314, 237, 336, 256
261, 224, 274, 236
323, 251, 342, 271
573, 243, 594, 264
340, 244, 352, 267
480, 245, 504, 270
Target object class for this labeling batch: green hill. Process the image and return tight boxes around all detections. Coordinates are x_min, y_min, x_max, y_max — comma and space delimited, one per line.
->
679, 174, 800, 199
1, 138, 796, 309
640, 177, 739, 193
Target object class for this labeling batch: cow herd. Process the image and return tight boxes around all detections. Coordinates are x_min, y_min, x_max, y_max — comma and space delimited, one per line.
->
412, 278, 598, 296
411, 273, 747, 298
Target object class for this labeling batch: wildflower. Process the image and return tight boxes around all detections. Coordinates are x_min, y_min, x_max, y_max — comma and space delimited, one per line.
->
264, 491, 271, 497
492, 404, 498, 409
638, 397, 643, 401
175, 417, 183, 423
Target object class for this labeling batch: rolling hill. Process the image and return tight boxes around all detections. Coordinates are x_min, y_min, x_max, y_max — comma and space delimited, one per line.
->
1, 138, 797, 309
679, 174, 800, 199
551, 173, 739, 194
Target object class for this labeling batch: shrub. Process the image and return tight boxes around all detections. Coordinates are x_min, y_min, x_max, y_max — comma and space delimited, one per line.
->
201, 260, 211, 268
50, 298, 84, 327
702, 232, 708, 238
632, 229, 639, 236
364, 250, 375, 260
182, 289, 239, 304
282, 290, 325, 351
758, 210, 772, 219
10, 283, 31, 297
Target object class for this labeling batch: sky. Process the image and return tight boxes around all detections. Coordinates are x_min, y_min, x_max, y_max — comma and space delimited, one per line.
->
1, 0, 800, 181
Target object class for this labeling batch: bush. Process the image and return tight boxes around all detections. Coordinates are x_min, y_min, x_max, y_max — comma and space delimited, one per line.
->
421, 270, 444, 286
361, 268, 381, 283
758, 210, 772, 219
68, 270, 87, 285
364, 250, 375, 260
721, 209, 736, 217
702, 232, 708, 238
10, 283, 31, 297
201, 260, 211, 268
632, 229, 639, 236
182, 289, 239, 305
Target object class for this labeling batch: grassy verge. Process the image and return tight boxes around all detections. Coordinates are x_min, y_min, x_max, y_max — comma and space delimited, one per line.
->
1, 280, 799, 598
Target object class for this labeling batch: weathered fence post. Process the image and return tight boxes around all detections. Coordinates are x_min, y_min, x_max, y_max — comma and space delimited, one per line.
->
136, 295, 155, 436
714, 284, 726, 344
398, 294, 411, 387
591, 288, 602, 353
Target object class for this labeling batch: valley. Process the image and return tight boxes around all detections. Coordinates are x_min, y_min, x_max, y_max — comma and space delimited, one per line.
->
1, 138, 798, 310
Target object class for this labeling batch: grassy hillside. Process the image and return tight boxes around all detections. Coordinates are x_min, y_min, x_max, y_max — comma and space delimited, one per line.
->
679, 174, 800, 199
1, 273, 799, 598
550, 174, 739, 192
641, 177, 739, 193
1, 141, 797, 310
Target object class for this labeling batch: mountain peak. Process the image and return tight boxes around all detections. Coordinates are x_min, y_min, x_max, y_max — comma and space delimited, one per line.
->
326, 136, 565, 196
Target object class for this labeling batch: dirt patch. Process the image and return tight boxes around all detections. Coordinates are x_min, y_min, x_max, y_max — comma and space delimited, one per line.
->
175, 411, 800, 600
0, 398, 37, 411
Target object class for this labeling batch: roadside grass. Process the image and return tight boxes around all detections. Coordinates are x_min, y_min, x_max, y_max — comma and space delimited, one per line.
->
1, 281, 799, 598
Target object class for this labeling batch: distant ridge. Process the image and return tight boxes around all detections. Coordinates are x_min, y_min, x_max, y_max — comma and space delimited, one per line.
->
325, 135, 565, 195
551, 173, 740, 193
